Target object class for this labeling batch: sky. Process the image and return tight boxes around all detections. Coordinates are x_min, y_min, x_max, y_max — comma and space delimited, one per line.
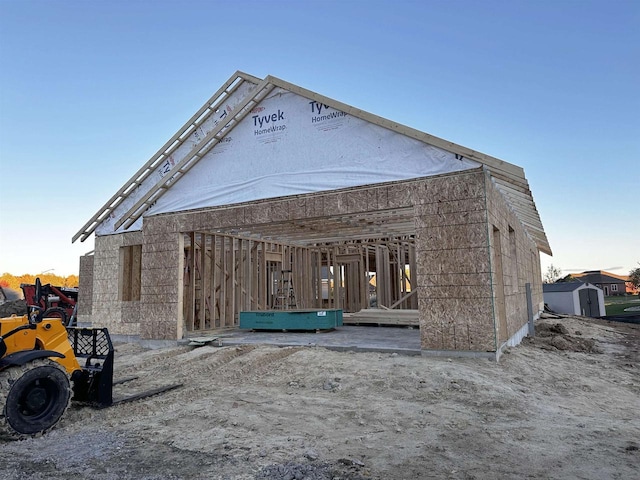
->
0, 0, 638, 279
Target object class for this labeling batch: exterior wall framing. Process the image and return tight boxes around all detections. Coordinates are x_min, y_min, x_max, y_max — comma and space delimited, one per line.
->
77, 252, 94, 320
414, 169, 542, 354
85, 231, 143, 335
87, 168, 544, 354
486, 175, 543, 350
414, 169, 496, 351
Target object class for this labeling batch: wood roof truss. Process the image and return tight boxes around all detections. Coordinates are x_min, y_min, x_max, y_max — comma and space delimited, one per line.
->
74, 72, 550, 255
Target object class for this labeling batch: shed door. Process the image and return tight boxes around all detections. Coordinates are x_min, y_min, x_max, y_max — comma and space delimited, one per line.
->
578, 289, 600, 317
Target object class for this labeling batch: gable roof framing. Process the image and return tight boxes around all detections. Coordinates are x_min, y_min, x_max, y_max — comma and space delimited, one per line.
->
73, 71, 551, 255
114, 78, 276, 231
72, 71, 262, 243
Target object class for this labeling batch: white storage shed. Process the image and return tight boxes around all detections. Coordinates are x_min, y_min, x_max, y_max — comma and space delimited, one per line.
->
543, 282, 605, 317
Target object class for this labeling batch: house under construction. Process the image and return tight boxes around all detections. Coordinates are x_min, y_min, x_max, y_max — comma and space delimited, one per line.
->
73, 71, 550, 358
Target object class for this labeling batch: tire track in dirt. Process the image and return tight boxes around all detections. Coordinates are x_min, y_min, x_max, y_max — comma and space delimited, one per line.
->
106, 345, 262, 415
92, 345, 276, 431
113, 345, 192, 378
105, 346, 304, 423
103, 346, 309, 439
208, 346, 304, 383
118, 345, 260, 385
169, 346, 305, 403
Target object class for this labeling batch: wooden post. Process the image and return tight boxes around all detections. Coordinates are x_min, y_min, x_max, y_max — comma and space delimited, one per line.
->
188, 232, 196, 332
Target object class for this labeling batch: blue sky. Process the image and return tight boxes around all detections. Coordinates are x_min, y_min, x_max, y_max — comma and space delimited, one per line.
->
0, 0, 638, 278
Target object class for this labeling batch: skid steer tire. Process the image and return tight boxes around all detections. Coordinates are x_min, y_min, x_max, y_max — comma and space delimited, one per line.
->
42, 307, 68, 326
0, 359, 71, 440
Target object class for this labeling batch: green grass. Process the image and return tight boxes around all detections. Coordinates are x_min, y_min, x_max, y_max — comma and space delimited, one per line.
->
604, 295, 640, 316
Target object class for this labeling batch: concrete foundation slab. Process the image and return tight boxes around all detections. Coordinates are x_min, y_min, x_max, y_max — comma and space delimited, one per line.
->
186, 326, 422, 355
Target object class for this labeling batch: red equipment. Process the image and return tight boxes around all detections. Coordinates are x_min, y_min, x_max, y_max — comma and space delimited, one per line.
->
20, 282, 78, 326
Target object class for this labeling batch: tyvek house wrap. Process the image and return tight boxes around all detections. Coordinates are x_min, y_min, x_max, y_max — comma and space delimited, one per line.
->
96, 87, 479, 236
95, 79, 258, 236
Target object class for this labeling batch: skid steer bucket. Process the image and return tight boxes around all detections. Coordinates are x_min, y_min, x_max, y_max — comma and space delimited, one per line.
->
67, 327, 114, 407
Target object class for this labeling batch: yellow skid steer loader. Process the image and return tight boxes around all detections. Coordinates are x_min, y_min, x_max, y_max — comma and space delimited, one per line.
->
0, 279, 179, 439
0, 280, 113, 438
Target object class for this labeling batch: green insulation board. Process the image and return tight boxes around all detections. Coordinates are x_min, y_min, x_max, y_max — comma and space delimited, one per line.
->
239, 309, 343, 330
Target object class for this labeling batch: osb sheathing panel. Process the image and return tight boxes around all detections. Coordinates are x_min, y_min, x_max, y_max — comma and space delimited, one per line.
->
385, 185, 414, 209
485, 176, 543, 343
142, 218, 222, 340
120, 301, 140, 324
138, 233, 181, 340
414, 170, 495, 351
246, 205, 271, 225
419, 272, 492, 287
413, 171, 486, 205
143, 248, 181, 267
90, 232, 142, 335
421, 285, 493, 298
346, 190, 372, 214
418, 296, 495, 351
415, 207, 487, 231
305, 197, 324, 218
365, 189, 379, 211
376, 188, 389, 208
417, 223, 489, 250
139, 315, 178, 340
143, 216, 181, 235
416, 247, 490, 275
323, 193, 350, 216
196, 208, 239, 228
77, 254, 94, 317
168, 174, 445, 234
289, 198, 307, 219
414, 197, 486, 217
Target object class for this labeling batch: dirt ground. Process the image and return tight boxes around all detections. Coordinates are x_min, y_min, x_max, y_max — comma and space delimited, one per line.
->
1, 314, 638, 480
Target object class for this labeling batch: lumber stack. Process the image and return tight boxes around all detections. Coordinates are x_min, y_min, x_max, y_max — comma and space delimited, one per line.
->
343, 308, 419, 326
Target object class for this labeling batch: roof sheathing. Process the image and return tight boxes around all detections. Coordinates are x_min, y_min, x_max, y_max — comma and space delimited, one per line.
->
73, 71, 551, 255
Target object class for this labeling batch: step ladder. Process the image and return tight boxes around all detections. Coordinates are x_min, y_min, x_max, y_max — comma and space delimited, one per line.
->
275, 270, 297, 310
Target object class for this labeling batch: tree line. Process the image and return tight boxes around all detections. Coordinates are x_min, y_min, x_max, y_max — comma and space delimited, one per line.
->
543, 263, 640, 294
0, 273, 79, 298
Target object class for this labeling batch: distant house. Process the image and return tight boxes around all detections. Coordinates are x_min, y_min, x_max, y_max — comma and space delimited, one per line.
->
572, 271, 628, 296
543, 282, 605, 317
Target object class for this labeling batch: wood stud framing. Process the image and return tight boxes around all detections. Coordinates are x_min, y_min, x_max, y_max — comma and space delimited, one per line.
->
182, 232, 418, 333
